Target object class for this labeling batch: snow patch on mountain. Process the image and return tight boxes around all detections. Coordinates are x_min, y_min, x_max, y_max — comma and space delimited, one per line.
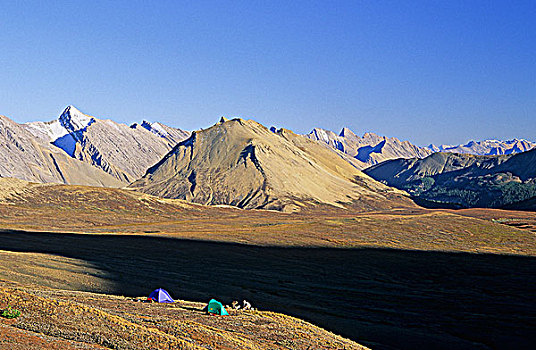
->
59, 105, 94, 132
24, 106, 94, 142
428, 139, 536, 155
140, 120, 169, 137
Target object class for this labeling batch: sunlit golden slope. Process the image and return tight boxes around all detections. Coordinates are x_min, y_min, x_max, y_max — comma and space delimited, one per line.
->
0, 281, 367, 350
129, 118, 403, 211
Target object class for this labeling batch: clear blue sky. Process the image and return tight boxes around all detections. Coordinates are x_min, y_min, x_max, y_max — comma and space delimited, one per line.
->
1, 1, 534, 146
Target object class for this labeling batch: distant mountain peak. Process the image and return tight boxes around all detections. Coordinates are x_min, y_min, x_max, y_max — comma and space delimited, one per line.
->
306, 128, 432, 168
64, 104, 80, 113
21, 106, 191, 183
339, 127, 357, 139
140, 120, 171, 138
59, 105, 94, 132
362, 132, 380, 138
428, 138, 536, 156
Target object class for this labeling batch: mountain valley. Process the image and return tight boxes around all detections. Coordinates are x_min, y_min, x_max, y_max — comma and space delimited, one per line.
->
364, 150, 536, 209
0, 178, 535, 349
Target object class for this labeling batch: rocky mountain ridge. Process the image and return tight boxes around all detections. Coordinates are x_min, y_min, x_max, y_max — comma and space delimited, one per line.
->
428, 138, 536, 155
305, 127, 535, 169
3, 105, 535, 211
305, 127, 433, 169
0, 106, 189, 186
0, 113, 123, 187
23, 106, 190, 183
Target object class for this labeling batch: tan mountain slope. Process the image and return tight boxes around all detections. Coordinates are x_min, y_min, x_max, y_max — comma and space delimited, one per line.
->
129, 118, 401, 210
307, 127, 432, 169
24, 106, 190, 183
0, 115, 123, 187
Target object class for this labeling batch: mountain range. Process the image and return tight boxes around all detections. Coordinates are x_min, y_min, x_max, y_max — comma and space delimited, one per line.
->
0, 113, 122, 187
364, 150, 536, 209
305, 127, 536, 168
305, 127, 433, 168
428, 139, 536, 155
2, 105, 535, 211
1, 106, 189, 186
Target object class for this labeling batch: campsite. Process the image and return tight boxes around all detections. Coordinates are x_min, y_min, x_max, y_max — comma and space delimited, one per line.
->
1, 279, 364, 350
1, 229, 535, 349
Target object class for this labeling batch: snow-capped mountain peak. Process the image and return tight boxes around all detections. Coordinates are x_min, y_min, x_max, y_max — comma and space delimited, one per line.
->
24, 105, 94, 143
428, 138, 536, 155
309, 128, 333, 144
59, 105, 94, 132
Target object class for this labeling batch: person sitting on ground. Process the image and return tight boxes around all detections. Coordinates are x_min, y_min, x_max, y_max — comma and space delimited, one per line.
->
242, 299, 252, 310
231, 300, 241, 310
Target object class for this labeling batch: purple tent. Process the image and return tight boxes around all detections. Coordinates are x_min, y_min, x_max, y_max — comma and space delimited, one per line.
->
148, 288, 174, 303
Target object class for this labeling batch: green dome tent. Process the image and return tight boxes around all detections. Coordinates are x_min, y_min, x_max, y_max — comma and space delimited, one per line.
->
207, 299, 228, 316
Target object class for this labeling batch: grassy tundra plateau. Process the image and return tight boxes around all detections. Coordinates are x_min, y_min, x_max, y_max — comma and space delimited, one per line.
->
0, 179, 535, 349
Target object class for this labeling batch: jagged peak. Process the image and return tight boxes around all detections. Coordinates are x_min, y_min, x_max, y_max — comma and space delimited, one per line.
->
139, 120, 169, 137
339, 127, 357, 138
140, 120, 152, 128
362, 132, 380, 138
63, 105, 82, 114
310, 127, 326, 132
308, 127, 323, 134
59, 105, 94, 132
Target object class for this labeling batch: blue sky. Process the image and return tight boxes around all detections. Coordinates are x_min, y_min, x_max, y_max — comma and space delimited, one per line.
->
1, 1, 534, 145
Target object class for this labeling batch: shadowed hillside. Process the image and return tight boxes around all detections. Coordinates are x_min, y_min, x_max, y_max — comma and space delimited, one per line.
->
364, 150, 536, 209
1, 231, 534, 350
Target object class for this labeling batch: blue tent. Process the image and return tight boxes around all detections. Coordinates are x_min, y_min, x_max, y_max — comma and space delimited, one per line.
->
148, 288, 174, 303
